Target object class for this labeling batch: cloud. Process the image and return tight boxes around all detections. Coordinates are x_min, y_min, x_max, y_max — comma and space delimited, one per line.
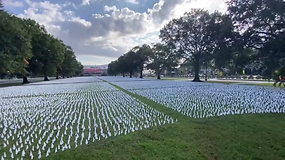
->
3, 0, 24, 7
82, 0, 91, 6
104, 5, 117, 12
19, 0, 65, 35
125, 0, 139, 4
18, 0, 227, 65
173, 0, 227, 16
70, 17, 92, 27
149, 0, 184, 24
62, 2, 77, 9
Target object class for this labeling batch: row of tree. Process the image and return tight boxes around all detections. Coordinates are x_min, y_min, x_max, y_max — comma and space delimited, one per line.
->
108, 0, 285, 82
0, 2, 83, 83
108, 44, 178, 79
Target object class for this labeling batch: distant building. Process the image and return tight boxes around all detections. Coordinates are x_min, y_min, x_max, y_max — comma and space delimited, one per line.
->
83, 65, 108, 76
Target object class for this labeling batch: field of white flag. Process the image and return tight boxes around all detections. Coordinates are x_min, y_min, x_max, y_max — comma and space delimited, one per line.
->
1, 76, 284, 159
0, 77, 174, 159
101, 77, 285, 119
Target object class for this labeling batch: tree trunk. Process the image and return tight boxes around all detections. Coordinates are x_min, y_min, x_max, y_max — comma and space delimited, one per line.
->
130, 72, 133, 78
22, 76, 29, 84
44, 76, 49, 81
157, 70, 161, 79
140, 68, 143, 78
193, 60, 202, 82
157, 73, 161, 80
205, 61, 208, 81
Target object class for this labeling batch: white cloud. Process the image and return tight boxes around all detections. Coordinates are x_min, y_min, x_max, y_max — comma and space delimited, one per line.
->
3, 0, 24, 8
82, 0, 90, 6
70, 17, 92, 27
62, 2, 77, 9
18, 0, 227, 65
149, 0, 184, 24
125, 0, 139, 4
104, 5, 118, 12
173, 0, 227, 17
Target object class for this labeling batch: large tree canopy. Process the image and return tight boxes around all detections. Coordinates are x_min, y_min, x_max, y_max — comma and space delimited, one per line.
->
227, 0, 285, 78
0, 12, 32, 78
134, 44, 152, 78
59, 46, 80, 78
227, 0, 285, 48
160, 9, 233, 82
0, 9, 83, 83
107, 45, 152, 78
147, 43, 179, 79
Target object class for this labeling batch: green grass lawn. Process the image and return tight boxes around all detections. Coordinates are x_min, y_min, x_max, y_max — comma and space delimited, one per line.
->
44, 82, 285, 160
0, 83, 23, 88
250, 83, 285, 88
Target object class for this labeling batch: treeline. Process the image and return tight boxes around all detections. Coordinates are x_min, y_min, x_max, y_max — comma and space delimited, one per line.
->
108, 44, 178, 79
0, 3, 83, 83
108, 0, 285, 82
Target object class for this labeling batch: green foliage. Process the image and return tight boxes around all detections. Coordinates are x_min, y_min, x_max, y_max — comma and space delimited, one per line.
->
227, 0, 285, 48
0, 0, 3, 11
107, 61, 119, 76
134, 44, 152, 78
108, 45, 152, 78
160, 9, 233, 82
227, 0, 285, 78
59, 46, 82, 77
147, 43, 179, 79
0, 12, 32, 76
109, 0, 284, 80
0, 11, 82, 81
260, 33, 285, 78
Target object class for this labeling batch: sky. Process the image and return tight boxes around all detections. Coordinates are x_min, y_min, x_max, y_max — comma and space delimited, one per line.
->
3, 0, 227, 65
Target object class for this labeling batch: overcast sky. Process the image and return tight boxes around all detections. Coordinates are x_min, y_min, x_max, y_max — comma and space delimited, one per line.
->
4, 0, 227, 65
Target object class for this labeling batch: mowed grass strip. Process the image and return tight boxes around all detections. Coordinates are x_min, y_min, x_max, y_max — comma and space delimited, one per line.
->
45, 81, 285, 160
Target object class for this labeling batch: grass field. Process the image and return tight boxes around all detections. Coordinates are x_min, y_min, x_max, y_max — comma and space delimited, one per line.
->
44, 114, 285, 160
44, 79, 285, 160
1, 77, 285, 160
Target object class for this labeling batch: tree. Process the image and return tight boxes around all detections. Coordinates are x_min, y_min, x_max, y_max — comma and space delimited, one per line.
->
108, 61, 119, 76
227, 0, 285, 79
0, 12, 32, 83
147, 43, 179, 79
22, 19, 47, 82
30, 33, 65, 81
0, 11, 82, 83
208, 12, 241, 72
160, 9, 222, 82
227, 0, 285, 49
259, 32, 285, 78
233, 48, 254, 75
117, 56, 128, 77
134, 44, 152, 78
0, 0, 3, 11
74, 62, 83, 76
123, 50, 139, 78
58, 46, 78, 78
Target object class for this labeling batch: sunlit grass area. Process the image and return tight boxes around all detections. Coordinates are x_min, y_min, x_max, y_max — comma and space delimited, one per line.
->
45, 80, 285, 160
